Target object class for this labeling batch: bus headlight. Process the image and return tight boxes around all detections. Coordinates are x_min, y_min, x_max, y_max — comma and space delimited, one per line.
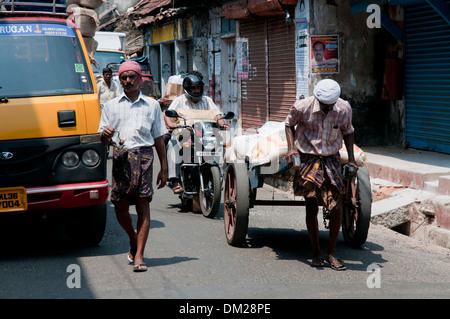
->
62, 151, 79, 167
81, 150, 100, 167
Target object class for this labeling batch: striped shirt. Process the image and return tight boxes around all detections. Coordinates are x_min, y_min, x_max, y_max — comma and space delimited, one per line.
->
168, 94, 222, 116
98, 92, 167, 150
285, 96, 354, 156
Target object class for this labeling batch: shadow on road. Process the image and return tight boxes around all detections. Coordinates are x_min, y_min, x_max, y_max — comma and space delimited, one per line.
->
244, 226, 388, 271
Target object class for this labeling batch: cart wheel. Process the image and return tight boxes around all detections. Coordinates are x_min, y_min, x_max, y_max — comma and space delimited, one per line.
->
342, 165, 372, 248
223, 162, 250, 246
200, 166, 221, 218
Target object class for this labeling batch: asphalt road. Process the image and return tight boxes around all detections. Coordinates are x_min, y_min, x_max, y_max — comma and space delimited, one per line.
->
1, 154, 449, 304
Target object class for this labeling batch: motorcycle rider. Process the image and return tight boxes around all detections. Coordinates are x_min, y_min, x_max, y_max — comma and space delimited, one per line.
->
164, 72, 229, 194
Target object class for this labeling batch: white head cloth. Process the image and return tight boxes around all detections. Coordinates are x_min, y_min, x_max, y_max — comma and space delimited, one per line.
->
313, 79, 341, 104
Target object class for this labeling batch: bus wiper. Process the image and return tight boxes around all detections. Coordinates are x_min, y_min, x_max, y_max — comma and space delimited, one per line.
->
0, 86, 8, 103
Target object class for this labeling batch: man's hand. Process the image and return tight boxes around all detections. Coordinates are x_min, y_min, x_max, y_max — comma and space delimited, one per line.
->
346, 160, 359, 173
217, 118, 230, 130
344, 161, 358, 178
154, 135, 168, 189
347, 160, 358, 169
100, 126, 115, 145
156, 169, 167, 189
286, 149, 299, 166
284, 125, 298, 167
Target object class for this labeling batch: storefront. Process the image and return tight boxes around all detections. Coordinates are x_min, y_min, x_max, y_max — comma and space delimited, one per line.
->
403, 1, 450, 153
146, 18, 194, 95
222, 0, 297, 131
239, 15, 296, 131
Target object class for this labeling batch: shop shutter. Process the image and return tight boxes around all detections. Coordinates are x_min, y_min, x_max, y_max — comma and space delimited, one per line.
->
267, 16, 296, 123
404, 1, 450, 153
240, 18, 268, 132
240, 16, 296, 131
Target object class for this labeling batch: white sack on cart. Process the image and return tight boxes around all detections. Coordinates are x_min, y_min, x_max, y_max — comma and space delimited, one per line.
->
231, 121, 287, 166
229, 120, 367, 168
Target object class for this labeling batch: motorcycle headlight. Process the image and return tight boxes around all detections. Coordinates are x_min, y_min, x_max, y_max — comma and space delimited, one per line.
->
82, 150, 100, 167
62, 151, 79, 167
202, 137, 216, 150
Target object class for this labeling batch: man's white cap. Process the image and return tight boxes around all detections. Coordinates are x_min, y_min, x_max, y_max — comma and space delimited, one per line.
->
313, 79, 341, 104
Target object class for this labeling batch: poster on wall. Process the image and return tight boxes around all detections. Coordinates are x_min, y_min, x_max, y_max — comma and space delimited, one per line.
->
311, 35, 339, 74
295, 19, 309, 99
295, 0, 310, 99
215, 52, 221, 75
236, 37, 249, 80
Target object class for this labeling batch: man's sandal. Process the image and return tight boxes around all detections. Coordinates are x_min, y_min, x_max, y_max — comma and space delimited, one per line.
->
127, 249, 136, 263
311, 256, 326, 267
133, 262, 148, 272
326, 256, 346, 271
172, 185, 183, 194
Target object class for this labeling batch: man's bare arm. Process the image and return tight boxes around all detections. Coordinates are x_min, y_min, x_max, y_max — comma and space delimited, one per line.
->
285, 125, 298, 165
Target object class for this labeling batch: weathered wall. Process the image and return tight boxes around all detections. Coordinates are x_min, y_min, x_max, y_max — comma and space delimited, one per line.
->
310, 0, 399, 146
192, 13, 209, 79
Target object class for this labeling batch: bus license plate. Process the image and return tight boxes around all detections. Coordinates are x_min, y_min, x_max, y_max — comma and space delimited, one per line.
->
0, 187, 27, 213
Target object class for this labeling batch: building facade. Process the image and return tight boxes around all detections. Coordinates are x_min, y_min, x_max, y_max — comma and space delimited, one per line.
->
97, 0, 450, 154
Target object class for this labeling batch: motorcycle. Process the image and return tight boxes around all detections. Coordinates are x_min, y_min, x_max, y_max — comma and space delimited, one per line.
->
165, 109, 235, 218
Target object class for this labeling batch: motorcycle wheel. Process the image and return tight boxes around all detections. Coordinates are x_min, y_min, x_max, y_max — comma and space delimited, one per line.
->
342, 165, 372, 248
223, 163, 250, 246
199, 166, 222, 218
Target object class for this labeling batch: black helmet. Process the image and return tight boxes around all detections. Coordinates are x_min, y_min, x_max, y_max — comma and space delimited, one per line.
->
183, 73, 204, 102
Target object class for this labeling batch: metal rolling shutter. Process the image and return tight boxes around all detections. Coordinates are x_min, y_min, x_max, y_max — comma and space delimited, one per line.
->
240, 16, 296, 131
404, 2, 450, 153
267, 17, 296, 123
240, 18, 267, 131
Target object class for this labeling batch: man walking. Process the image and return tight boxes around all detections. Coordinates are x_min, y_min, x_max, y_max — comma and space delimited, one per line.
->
99, 61, 168, 272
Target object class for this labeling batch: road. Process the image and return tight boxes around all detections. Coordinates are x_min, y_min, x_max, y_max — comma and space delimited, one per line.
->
0, 154, 449, 305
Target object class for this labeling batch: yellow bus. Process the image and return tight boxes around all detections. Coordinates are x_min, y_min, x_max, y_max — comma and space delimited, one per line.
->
0, 2, 108, 246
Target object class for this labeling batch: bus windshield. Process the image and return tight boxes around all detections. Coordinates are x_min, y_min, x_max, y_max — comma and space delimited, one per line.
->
0, 22, 94, 98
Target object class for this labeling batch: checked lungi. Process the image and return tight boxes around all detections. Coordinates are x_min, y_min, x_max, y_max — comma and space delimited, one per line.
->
110, 146, 154, 204
293, 153, 345, 211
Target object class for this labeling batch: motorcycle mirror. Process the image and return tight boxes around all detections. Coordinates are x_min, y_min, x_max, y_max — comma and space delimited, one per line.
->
165, 109, 180, 118
221, 111, 235, 120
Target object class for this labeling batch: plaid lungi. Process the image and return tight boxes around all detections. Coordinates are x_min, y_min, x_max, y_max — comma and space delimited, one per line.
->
110, 146, 154, 204
293, 153, 344, 211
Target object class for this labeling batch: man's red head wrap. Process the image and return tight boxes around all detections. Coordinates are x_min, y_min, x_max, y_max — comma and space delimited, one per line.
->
118, 61, 142, 77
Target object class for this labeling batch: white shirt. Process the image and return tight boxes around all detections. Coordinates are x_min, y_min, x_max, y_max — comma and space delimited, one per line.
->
168, 94, 222, 115
98, 92, 167, 150
97, 79, 120, 105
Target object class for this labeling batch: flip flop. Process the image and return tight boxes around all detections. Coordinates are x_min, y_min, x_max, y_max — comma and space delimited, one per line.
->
311, 256, 326, 267
127, 249, 136, 263
172, 185, 183, 194
326, 256, 346, 271
133, 262, 148, 272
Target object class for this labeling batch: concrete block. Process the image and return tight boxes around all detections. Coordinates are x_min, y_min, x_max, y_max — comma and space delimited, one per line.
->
371, 188, 433, 228
434, 198, 450, 230
438, 175, 450, 196
427, 227, 450, 249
